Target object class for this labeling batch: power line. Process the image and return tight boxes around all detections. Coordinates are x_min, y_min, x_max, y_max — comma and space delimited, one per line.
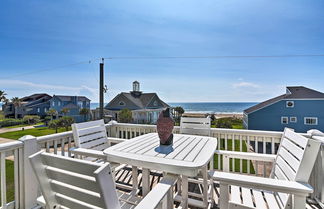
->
0, 59, 100, 79
104, 54, 324, 60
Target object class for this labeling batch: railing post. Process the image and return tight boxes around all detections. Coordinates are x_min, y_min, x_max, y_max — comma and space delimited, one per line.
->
223, 155, 230, 172
307, 129, 324, 206
108, 120, 118, 137
19, 135, 40, 209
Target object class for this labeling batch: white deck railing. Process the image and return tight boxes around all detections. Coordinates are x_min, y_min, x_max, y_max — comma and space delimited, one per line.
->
0, 122, 323, 209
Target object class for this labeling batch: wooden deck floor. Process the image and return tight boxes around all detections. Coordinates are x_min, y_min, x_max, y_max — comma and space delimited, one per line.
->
115, 167, 322, 209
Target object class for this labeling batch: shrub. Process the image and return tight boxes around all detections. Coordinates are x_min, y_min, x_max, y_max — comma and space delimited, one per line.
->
22, 115, 40, 125
59, 116, 74, 131
0, 119, 24, 127
216, 117, 243, 129
48, 119, 61, 133
44, 116, 51, 126
118, 109, 132, 123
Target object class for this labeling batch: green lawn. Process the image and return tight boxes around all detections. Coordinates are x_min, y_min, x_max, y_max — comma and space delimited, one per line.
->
213, 138, 255, 173
0, 126, 70, 140
0, 160, 15, 203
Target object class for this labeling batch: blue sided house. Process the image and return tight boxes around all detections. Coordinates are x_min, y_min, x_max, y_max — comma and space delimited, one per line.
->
243, 86, 324, 132
50, 95, 91, 122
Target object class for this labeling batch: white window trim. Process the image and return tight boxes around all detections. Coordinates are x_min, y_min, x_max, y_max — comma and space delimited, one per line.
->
304, 117, 318, 125
281, 116, 288, 124
286, 101, 294, 108
290, 117, 297, 123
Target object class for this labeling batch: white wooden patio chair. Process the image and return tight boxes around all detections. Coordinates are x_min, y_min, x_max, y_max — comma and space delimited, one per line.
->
211, 128, 321, 209
180, 117, 211, 136
179, 116, 213, 207
29, 151, 178, 209
71, 119, 137, 191
71, 119, 126, 161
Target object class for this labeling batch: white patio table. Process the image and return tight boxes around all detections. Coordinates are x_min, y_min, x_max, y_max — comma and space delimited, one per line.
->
104, 133, 218, 209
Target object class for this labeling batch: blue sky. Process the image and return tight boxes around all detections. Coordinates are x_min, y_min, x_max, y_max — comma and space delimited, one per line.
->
0, 0, 324, 102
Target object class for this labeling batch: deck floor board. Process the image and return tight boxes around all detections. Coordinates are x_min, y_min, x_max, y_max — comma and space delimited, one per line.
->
114, 167, 321, 209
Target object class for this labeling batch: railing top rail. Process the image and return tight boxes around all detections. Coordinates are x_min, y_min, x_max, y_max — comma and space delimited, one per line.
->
36, 131, 73, 143
0, 140, 23, 152
210, 127, 283, 137
109, 122, 283, 137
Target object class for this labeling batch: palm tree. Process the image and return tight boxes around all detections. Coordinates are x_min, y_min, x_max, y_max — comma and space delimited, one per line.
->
46, 108, 58, 121
79, 108, 90, 122
0, 90, 7, 103
11, 97, 21, 119
60, 108, 70, 116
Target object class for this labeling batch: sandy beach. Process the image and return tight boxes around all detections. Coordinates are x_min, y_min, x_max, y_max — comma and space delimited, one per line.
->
182, 112, 243, 119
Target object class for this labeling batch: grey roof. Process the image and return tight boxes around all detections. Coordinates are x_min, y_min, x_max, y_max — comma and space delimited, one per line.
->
106, 92, 169, 110
21, 93, 52, 101
244, 86, 324, 114
54, 95, 90, 102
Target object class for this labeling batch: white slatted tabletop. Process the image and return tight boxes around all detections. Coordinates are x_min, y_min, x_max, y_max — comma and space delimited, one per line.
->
104, 133, 217, 177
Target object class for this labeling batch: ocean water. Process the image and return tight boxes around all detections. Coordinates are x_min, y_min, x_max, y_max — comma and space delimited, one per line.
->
91, 102, 257, 114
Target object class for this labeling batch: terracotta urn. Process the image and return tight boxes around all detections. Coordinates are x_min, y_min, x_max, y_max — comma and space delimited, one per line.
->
157, 108, 174, 146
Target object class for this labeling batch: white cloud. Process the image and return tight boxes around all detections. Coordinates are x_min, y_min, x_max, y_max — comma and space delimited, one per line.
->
232, 82, 260, 89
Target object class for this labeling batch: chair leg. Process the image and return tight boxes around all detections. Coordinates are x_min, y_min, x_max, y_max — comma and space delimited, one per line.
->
219, 183, 229, 209
142, 168, 150, 197
293, 194, 307, 209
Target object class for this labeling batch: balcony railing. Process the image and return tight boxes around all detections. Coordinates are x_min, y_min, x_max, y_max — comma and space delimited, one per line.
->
0, 122, 323, 209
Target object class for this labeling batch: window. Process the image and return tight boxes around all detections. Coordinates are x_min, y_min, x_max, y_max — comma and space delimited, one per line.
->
78, 101, 83, 108
52, 101, 55, 106
119, 101, 125, 106
286, 101, 294, 108
281, 117, 288, 124
304, 117, 318, 125
290, 117, 297, 123
153, 100, 158, 106
37, 108, 40, 113
44, 108, 47, 112
58, 101, 61, 106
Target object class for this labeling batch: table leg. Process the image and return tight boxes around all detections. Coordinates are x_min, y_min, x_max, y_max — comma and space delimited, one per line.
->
142, 168, 150, 197
132, 166, 138, 193
202, 165, 208, 207
181, 175, 188, 209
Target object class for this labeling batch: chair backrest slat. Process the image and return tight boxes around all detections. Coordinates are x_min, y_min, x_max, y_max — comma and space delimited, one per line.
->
72, 119, 110, 150
41, 152, 100, 176
180, 117, 211, 136
270, 128, 321, 209
50, 180, 103, 207
46, 167, 100, 193
29, 151, 121, 209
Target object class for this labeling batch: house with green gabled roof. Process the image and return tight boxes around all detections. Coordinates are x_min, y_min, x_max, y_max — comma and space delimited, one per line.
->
105, 81, 169, 124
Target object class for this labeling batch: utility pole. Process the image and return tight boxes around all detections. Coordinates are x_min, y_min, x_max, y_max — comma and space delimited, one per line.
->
99, 58, 104, 119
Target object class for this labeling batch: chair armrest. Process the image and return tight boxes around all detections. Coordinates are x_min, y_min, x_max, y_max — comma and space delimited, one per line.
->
209, 171, 313, 196
108, 137, 127, 144
215, 150, 276, 162
70, 147, 106, 159
134, 174, 177, 209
